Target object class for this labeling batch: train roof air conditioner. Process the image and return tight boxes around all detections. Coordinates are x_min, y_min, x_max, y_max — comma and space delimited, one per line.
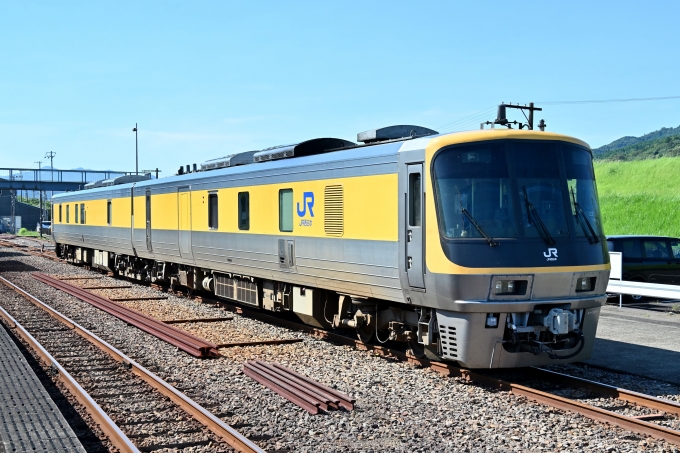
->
200, 150, 259, 171
357, 125, 438, 144
253, 138, 356, 163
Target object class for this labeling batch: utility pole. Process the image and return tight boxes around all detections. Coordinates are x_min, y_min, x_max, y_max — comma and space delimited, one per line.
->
132, 123, 138, 175
45, 151, 56, 216
35, 161, 42, 237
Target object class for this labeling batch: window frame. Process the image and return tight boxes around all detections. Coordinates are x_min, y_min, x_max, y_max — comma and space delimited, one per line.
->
80, 203, 85, 224
208, 192, 218, 230
107, 200, 112, 225
66, 205, 70, 223
59, 204, 62, 223
75, 204, 79, 224
238, 191, 250, 231
279, 189, 293, 232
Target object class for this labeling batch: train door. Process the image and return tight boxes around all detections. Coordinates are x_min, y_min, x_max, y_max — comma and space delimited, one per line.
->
406, 164, 425, 289
145, 190, 152, 252
178, 187, 193, 260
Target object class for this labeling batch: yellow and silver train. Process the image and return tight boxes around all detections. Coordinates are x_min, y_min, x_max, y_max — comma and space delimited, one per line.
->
52, 123, 610, 368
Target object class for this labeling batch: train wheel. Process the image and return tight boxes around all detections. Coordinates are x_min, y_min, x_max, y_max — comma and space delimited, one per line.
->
407, 340, 426, 359
356, 324, 375, 343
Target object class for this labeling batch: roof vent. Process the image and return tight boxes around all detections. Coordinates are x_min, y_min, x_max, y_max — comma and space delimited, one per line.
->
357, 125, 438, 144
84, 179, 106, 189
200, 150, 259, 171
100, 174, 151, 187
253, 138, 355, 163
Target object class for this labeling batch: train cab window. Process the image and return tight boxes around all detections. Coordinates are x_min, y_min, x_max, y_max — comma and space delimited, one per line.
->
59, 205, 62, 223
107, 200, 112, 225
409, 173, 422, 227
279, 189, 293, 232
66, 205, 70, 223
238, 192, 250, 230
75, 204, 79, 224
80, 204, 85, 224
208, 193, 218, 229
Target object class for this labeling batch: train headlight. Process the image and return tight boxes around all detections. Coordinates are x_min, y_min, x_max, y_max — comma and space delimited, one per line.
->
495, 280, 515, 295
576, 277, 595, 292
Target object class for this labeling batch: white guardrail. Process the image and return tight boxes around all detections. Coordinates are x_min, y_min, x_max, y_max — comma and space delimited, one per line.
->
606, 252, 680, 306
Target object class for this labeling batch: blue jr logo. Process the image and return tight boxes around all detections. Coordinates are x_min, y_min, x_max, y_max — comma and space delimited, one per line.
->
297, 192, 314, 226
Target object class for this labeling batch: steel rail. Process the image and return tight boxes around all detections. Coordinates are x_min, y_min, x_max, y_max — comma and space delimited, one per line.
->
454, 369, 680, 446
528, 367, 680, 416
0, 305, 139, 453
33, 272, 218, 358
0, 276, 264, 453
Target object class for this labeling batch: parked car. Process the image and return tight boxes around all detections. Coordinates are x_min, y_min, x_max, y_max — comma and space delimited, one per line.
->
607, 235, 680, 300
39, 221, 52, 235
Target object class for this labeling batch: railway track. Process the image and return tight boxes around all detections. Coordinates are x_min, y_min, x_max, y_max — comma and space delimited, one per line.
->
0, 276, 263, 453
30, 262, 680, 448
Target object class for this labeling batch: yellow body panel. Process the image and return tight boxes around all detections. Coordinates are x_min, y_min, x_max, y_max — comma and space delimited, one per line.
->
423, 130, 610, 275
56, 173, 398, 242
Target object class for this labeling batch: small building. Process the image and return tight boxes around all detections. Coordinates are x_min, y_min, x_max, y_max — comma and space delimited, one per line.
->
0, 194, 50, 232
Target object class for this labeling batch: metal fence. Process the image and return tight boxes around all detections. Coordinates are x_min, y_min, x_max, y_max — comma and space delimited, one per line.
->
0, 168, 130, 184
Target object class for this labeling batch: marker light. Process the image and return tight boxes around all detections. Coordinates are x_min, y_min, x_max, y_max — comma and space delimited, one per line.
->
576, 277, 595, 292
495, 280, 515, 295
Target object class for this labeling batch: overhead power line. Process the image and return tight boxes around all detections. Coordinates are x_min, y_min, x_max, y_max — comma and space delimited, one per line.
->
539, 95, 680, 105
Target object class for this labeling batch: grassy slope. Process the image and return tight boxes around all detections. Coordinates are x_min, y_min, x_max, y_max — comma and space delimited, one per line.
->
594, 157, 680, 236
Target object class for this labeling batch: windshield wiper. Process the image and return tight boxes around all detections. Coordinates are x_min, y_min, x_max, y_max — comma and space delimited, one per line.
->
522, 186, 556, 246
570, 187, 600, 244
456, 187, 498, 246
461, 208, 499, 247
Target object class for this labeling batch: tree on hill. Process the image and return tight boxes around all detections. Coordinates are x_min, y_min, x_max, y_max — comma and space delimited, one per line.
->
595, 134, 680, 161
594, 124, 680, 155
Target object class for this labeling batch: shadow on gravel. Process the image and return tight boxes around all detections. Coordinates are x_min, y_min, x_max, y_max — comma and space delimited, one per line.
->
0, 260, 39, 272
0, 250, 30, 258
587, 338, 680, 388
0, 323, 110, 453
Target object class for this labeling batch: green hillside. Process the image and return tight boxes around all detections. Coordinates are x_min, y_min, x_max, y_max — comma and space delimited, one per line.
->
594, 157, 680, 236
594, 134, 680, 161
594, 124, 680, 156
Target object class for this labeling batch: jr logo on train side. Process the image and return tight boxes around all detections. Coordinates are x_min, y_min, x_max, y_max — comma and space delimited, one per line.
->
297, 191, 314, 227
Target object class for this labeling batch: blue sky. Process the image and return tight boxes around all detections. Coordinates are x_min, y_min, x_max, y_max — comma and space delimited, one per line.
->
1, 1, 679, 174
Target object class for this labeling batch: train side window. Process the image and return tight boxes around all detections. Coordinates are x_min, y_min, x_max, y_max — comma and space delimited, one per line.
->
238, 192, 250, 230
622, 240, 642, 259
208, 192, 218, 230
409, 173, 421, 227
107, 200, 112, 225
75, 204, 79, 224
80, 203, 85, 224
279, 189, 293, 232
59, 205, 62, 223
66, 205, 69, 223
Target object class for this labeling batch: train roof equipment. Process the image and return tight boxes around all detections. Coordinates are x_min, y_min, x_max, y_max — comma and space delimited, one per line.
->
356, 125, 438, 144
84, 173, 151, 189
200, 150, 259, 172
253, 138, 356, 163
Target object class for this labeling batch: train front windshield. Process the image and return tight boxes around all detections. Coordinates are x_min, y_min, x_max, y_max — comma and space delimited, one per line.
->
432, 140, 602, 242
